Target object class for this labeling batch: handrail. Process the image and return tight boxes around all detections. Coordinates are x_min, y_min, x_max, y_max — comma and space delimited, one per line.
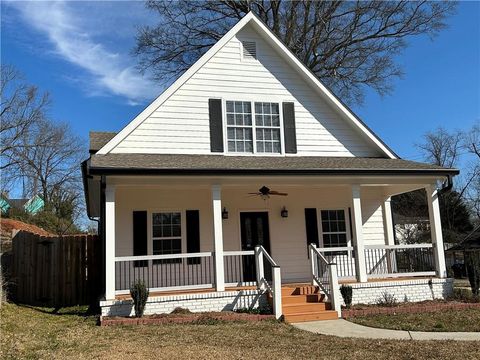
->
223, 250, 255, 256
257, 245, 278, 267
316, 246, 354, 252
310, 244, 330, 265
115, 252, 213, 262
365, 243, 433, 250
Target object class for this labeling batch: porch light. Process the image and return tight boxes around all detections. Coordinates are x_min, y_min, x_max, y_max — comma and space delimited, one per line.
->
281, 206, 288, 218
222, 207, 229, 219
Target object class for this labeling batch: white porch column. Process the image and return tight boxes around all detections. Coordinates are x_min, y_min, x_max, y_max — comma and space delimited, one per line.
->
212, 185, 225, 291
105, 185, 116, 300
426, 184, 447, 278
382, 197, 396, 273
382, 197, 395, 246
351, 185, 367, 282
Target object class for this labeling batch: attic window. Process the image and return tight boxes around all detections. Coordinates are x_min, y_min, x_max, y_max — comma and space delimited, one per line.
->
242, 41, 257, 60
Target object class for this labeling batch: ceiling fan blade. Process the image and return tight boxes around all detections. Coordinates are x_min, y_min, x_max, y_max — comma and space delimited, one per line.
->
269, 191, 288, 196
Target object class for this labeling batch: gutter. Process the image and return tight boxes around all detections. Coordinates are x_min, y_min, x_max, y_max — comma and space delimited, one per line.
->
439, 174, 454, 194
81, 158, 100, 223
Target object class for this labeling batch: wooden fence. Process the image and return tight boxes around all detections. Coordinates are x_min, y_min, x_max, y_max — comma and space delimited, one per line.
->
10, 231, 102, 308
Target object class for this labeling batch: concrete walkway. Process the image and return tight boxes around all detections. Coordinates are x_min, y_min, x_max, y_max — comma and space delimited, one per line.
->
292, 319, 480, 341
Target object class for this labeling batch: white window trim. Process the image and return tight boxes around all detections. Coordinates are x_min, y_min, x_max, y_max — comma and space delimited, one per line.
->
222, 98, 285, 156
318, 208, 352, 248
148, 209, 186, 256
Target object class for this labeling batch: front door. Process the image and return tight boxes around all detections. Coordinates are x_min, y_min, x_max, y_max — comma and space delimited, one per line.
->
240, 212, 271, 282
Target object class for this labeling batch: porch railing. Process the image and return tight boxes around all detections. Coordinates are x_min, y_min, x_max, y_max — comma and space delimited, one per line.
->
365, 244, 436, 278
223, 250, 256, 286
309, 244, 341, 317
316, 246, 356, 280
254, 245, 282, 319
114, 252, 214, 294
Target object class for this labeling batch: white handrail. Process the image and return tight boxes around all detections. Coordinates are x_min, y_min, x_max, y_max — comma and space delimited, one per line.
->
255, 245, 282, 319
115, 252, 213, 262
258, 246, 278, 267
310, 244, 330, 265
365, 243, 433, 250
316, 246, 354, 252
223, 250, 255, 256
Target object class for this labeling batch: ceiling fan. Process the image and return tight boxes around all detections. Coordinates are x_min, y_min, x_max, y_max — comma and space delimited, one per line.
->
248, 186, 288, 200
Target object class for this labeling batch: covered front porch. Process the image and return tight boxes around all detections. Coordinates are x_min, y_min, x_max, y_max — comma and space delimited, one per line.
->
101, 175, 449, 318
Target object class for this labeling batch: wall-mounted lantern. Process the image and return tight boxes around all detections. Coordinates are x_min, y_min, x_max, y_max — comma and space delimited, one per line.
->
281, 206, 288, 218
222, 207, 229, 219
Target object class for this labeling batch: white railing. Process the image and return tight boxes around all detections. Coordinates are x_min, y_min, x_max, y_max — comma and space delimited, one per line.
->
223, 250, 256, 287
365, 244, 436, 278
316, 246, 356, 280
309, 244, 341, 317
254, 245, 282, 319
114, 252, 214, 295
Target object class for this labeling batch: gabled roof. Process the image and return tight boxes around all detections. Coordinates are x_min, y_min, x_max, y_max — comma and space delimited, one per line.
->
96, 12, 397, 159
90, 132, 116, 153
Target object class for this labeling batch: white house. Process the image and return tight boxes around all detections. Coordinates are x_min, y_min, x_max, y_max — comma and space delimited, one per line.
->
83, 13, 458, 322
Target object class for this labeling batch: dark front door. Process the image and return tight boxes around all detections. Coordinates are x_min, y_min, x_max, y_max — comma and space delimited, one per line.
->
240, 212, 271, 282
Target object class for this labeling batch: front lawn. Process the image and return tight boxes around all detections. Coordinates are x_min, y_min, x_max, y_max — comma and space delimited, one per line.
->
2, 303, 480, 360
351, 308, 480, 332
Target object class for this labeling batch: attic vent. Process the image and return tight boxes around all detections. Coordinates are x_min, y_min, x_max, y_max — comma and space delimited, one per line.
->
242, 41, 257, 60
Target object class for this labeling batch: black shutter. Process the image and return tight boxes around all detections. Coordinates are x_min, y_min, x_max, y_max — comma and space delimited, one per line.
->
209, 99, 223, 152
283, 102, 297, 154
305, 208, 319, 247
186, 210, 201, 264
133, 211, 148, 267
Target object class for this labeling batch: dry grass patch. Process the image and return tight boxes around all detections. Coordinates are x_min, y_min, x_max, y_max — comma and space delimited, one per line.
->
1, 303, 480, 359
351, 308, 480, 332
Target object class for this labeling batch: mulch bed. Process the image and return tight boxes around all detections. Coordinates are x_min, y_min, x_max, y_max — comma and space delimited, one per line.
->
100, 312, 275, 326
342, 301, 480, 318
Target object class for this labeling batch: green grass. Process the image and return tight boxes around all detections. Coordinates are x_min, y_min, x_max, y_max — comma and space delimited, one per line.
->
2, 303, 480, 359
351, 308, 480, 332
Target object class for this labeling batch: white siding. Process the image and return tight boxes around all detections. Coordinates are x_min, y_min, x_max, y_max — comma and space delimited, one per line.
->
112, 24, 382, 157
361, 188, 386, 245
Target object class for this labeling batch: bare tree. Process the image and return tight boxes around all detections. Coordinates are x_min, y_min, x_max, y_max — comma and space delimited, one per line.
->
462, 122, 480, 221
417, 127, 462, 168
1, 65, 50, 171
134, 0, 455, 105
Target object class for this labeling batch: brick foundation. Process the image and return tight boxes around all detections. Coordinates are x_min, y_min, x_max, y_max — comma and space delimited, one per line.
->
342, 278, 454, 305
100, 289, 268, 317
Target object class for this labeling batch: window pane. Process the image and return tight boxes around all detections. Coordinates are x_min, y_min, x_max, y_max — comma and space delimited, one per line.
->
244, 114, 252, 126
227, 128, 234, 139
255, 103, 262, 113
265, 142, 272, 153
265, 129, 272, 140
227, 113, 235, 125
271, 103, 279, 114
236, 128, 244, 140
244, 128, 252, 141
272, 115, 280, 126
153, 225, 162, 238
273, 142, 280, 153
256, 142, 264, 152
338, 234, 347, 246
256, 129, 264, 140
226, 101, 234, 112
237, 142, 245, 152
244, 102, 251, 112
228, 141, 235, 151
272, 129, 280, 140
245, 141, 253, 152
255, 115, 263, 126
235, 102, 242, 112
172, 224, 181, 237
321, 210, 329, 221
162, 225, 171, 237
322, 221, 330, 232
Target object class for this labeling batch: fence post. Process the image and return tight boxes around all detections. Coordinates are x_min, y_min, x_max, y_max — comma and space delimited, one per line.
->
272, 266, 282, 319
328, 263, 342, 318
309, 244, 316, 286
254, 246, 265, 290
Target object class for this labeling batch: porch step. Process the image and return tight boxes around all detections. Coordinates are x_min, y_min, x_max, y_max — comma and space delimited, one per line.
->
282, 293, 325, 305
283, 302, 331, 314
283, 310, 338, 323
279, 285, 338, 323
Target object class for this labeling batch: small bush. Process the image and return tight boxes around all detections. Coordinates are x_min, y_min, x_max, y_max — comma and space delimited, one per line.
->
340, 285, 353, 309
130, 280, 149, 318
448, 288, 480, 303
376, 291, 398, 307
466, 252, 480, 296
170, 307, 192, 315
235, 307, 271, 315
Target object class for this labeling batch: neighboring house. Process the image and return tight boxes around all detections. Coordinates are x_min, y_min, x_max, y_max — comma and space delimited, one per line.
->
83, 13, 458, 321
0, 194, 44, 215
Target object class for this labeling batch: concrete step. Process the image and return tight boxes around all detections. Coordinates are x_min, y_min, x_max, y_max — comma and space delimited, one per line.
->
282, 302, 331, 314
284, 310, 338, 323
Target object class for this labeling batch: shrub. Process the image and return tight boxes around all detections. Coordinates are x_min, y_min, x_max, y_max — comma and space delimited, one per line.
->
130, 280, 149, 318
448, 288, 477, 303
466, 252, 480, 296
376, 291, 398, 307
170, 307, 192, 315
340, 285, 353, 309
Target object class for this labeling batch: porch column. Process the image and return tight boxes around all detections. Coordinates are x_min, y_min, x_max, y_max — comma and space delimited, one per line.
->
351, 185, 367, 282
105, 185, 116, 300
212, 185, 225, 291
382, 197, 396, 273
426, 184, 447, 278
382, 197, 395, 246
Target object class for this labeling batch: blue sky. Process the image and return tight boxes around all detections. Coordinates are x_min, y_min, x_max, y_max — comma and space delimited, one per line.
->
2, 0, 479, 163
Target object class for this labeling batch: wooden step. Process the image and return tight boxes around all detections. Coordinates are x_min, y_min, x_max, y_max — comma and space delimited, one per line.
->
282, 293, 326, 305
283, 310, 338, 323
281, 286, 320, 296
282, 302, 331, 314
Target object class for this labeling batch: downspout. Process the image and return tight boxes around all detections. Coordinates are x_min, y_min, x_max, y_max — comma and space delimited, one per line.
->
439, 174, 453, 194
